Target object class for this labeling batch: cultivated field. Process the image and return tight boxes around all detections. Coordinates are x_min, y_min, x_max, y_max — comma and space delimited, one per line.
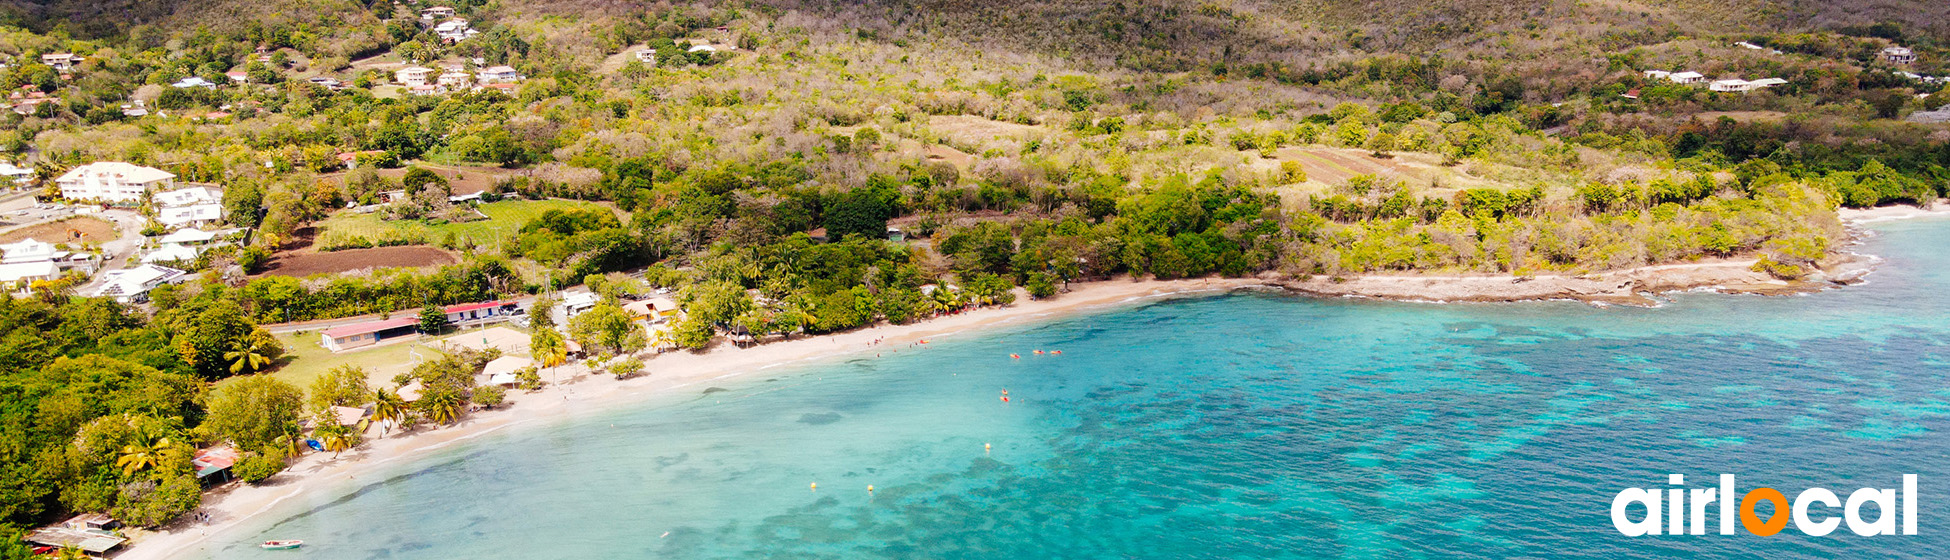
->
258, 245, 457, 277
314, 198, 615, 250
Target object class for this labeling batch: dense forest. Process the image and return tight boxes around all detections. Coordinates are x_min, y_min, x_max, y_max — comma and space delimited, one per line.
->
0, 0, 1945, 551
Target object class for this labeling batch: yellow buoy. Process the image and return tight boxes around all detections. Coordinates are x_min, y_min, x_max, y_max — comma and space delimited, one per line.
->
867, 485, 875, 493
810, 482, 817, 491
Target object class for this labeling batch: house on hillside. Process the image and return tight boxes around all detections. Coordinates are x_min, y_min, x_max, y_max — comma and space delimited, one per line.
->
171, 77, 216, 89
1884, 46, 1917, 65
39, 53, 82, 72
338, 150, 386, 169
1642, 70, 1670, 81
160, 203, 223, 228
476, 65, 520, 84
56, 162, 174, 203
434, 19, 479, 43
1709, 79, 1751, 92
155, 185, 222, 207
437, 71, 472, 90
1668, 71, 1706, 84
0, 161, 31, 185
1, 238, 96, 272
91, 264, 187, 303
1, 238, 60, 264
141, 243, 200, 264
634, 49, 656, 65
158, 227, 218, 245
395, 66, 434, 87
1747, 78, 1788, 89
320, 317, 421, 351
225, 70, 249, 83
0, 261, 59, 295
421, 6, 455, 19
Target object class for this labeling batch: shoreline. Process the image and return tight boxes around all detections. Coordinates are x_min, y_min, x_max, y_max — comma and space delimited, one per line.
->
122, 205, 1947, 559
121, 277, 1264, 560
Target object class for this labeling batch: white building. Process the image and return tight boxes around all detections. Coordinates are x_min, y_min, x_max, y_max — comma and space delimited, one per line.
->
420, 6, 455, 19
1709, 79, 1751, 92
395, 66, 434, 87
1668, 72, 1706, 84
0, 261, 58, 294
634, 50, 656, 65
91, 264, 187, 303
1643, 70, 1670, 81
40, 53, 81, 72
159, 204, 224, 228
141, 244, 200, 264
155, 185, 222, 208
437, 71, 472, 90
433, 20, 479, 43
0, 238, 96, 272
0, 162, 30, 185
0, 238, 59, 264
551, 291, 599, 327
171, 77, 216, 89
475, 66, 520, 84
56, 162, 175, 203
158, 227, 218, 245
1884, 46, 1917, 65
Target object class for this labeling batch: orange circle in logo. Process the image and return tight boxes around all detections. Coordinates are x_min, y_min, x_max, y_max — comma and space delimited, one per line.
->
1740, 487, 1790, 536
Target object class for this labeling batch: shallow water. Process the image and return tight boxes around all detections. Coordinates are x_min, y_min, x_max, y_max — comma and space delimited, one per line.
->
204, 218, 1950, 559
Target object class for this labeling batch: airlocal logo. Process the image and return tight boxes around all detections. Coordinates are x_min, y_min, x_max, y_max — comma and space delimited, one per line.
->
1612, 474, 1917, 536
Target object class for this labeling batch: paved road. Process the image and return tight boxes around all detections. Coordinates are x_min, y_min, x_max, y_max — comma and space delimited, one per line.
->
262, 290, 570, 334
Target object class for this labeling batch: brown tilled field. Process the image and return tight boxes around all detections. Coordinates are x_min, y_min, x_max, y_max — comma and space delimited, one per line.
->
257, 245, 457, 277
0, 217, 119, 244
321, 164, 517, 195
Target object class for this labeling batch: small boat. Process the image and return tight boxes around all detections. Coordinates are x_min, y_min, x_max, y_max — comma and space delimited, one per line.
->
260, 540, 303, 550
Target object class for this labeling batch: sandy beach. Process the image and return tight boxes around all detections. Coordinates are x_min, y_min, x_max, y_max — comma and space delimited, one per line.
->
120, 203, 1949, 559
120, 277, 1265, 560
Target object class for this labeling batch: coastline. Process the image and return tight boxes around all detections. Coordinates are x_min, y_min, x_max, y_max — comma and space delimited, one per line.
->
121, 204, 1947, 559
121, 277, 1264, 560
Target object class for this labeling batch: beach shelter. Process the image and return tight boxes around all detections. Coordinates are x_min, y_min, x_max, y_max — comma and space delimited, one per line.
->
482, 355, 532, 387
331, 405, 369, 427
398, 380, 425, 403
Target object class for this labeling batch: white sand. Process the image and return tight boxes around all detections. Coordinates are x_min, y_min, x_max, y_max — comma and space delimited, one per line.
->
122, 277, 1263, 560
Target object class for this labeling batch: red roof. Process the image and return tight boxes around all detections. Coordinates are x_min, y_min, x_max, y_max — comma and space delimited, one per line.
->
322, 317, 420, 339
192, 447, 239, 471
443, 300, 512, 314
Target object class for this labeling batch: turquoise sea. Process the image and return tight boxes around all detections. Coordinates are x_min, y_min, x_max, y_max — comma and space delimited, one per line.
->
203, 218, 1950, 559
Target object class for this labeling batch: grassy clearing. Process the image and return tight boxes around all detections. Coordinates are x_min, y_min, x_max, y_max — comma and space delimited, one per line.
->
269, 331, 445, 391
315, 198, 613, 249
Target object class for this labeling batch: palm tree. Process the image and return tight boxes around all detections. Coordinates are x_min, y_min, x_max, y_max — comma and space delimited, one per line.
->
371, 389, 409, 435
316, 422, 365, 458
420, 392, 464, 425
115, 436, 171, 476
226, 329, 280, 375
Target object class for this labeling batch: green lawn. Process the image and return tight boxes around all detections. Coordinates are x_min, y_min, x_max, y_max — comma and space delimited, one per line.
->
316, 199, 613, 249
269, 331, 444, 392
